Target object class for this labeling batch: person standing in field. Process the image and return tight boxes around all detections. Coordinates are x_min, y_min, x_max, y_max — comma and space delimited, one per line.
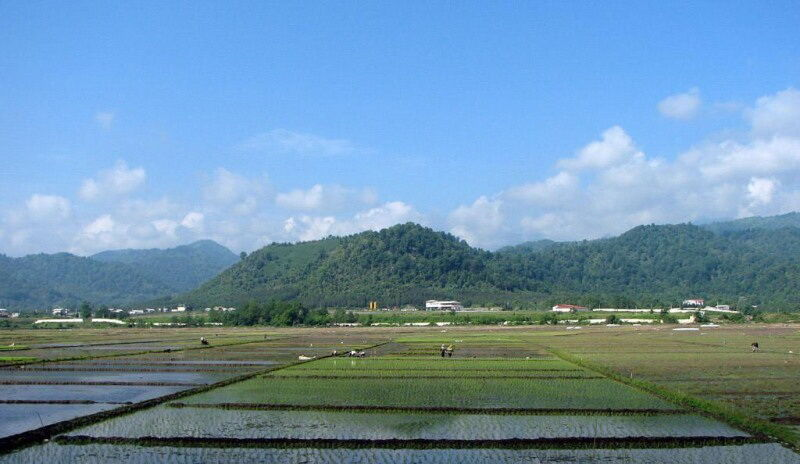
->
440, 344, 446, 357
446, 344, 454, 357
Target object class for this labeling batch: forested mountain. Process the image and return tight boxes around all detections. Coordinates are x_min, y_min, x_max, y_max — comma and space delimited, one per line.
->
496, 239, 558, 255
703, 212, 800, 234
179, 222, 800, 310
91, 240, 238, 292
0, 253, 173, 310
0, 240, 238, 310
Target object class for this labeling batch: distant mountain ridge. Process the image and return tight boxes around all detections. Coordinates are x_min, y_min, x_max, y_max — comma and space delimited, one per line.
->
92, 240, 238, 293
4, 213, 800, 311
176, 219, 800, 310
0, 240, 238, 310
702, 212, 800, 234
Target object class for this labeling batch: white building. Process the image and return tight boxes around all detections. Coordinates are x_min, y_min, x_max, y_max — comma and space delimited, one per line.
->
174, 305, 187, 312
52, 308, 70, 316
715, 304, 731, 311
129, 309, 144, 315
425, 300, 463, 311
0, 309, 8, 318
552, 304, 589, 313
682, 299, 704, 307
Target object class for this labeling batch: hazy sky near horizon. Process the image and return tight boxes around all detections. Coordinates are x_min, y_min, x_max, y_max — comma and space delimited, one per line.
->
1, 1, 799, 255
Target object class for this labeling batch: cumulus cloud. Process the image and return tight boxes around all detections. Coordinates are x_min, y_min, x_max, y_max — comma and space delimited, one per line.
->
557, 126, 643, 171
658, 88, 701, 120
449, 88, 800, 246
95, 111, 115, 129
238, 129, 356, 156
79, 161, 146, 201
203, 168, 270, 215
747, 87, 800, 137
447, 196, 504, 249
283, 201, 423, 242
25, 194, 71, 222
275, 184, 375, 212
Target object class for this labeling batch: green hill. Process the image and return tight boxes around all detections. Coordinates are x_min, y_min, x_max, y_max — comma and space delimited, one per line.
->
702, 212, 800, 234
0, 253, 173, 310
91, 240, 238, 292
178, 222, 800, 310
0, 240, 238, 311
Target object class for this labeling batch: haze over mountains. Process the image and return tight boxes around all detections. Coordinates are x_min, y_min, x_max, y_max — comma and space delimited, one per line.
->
0, 241, 238, 310
1, 213, 799, 311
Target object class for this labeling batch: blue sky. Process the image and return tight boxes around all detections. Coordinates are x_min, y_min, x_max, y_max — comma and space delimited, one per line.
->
1, 1, 799, 255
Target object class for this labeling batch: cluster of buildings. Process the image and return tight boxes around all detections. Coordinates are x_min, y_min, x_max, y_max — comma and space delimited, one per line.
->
425, 300, 464, 311
0, 308, 20, 318
551, 298, 739, 314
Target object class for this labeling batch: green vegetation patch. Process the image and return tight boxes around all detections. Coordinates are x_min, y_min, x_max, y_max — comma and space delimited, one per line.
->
267, 369, 597, 379
182, 377, 678, 411
68, 406, 745, 440
292, 357, 574, 371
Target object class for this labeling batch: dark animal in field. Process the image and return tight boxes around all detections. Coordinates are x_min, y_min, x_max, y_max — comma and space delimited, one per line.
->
751, 342, 759, 352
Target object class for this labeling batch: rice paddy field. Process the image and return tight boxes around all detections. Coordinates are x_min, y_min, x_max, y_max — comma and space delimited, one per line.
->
1, 324, 799, 463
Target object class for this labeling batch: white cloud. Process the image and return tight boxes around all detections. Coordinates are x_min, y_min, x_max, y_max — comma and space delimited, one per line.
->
746, 177, 778, 206
238, 129, 356, 156
449, 88, 800, 246
352, 201, 422, 231
275, 184, 375, 212
203, 168, 270, 215
557, 126, 643, 171
282, 201, 423, 242
448, 196, 504, 249
505, 172, 579, 205
747, 88, 800, 137
658, 88, 701, 120
25, 194, 71, 222
95, 111, 115, 129
181, 212, 204, 230
79, 161, 146, 201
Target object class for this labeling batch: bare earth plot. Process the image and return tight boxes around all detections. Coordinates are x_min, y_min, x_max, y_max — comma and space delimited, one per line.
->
0, 326, 799, 462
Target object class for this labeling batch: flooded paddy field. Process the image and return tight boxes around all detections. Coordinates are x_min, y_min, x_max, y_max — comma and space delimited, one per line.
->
0, 325, 798, 462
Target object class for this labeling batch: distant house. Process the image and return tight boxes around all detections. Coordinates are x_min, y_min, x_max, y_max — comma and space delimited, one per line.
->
425, 300, 463, 311
682, 299, 705, 307
0, 309, 8, 318
174, 305, 187, 312
552, 304, 589, 313
52, 308, 70, 316
715, 304, 730, 311
128, 309, 144, 315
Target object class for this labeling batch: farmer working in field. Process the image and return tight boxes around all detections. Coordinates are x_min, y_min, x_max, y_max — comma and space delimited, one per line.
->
440, 344, 446, 357
751, 342, 760, 352
446, 344, 454, 357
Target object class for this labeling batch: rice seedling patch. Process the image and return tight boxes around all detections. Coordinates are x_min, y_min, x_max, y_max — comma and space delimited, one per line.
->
68, 406, 744, 440
3, 443, 799, 464
181, 377, 677, 410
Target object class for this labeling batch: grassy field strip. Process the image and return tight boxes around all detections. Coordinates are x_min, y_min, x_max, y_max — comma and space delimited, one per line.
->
65, 407, 747, 440
5, 443, 800, 463
266, 374, 602, 380
0, 340, 390, 455
53, 435, 766, 450
169, 402, 687, 415
4, 366, 255, 373
181, 376, 678, 410
0, 337, 274, 367
550, 348, 800, 451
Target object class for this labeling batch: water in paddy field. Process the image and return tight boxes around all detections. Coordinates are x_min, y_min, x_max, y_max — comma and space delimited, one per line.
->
2, 444, 800, 463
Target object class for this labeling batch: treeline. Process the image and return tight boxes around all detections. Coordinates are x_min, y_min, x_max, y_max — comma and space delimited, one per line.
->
205, 301, 355, 327
181, 222, 800, 311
